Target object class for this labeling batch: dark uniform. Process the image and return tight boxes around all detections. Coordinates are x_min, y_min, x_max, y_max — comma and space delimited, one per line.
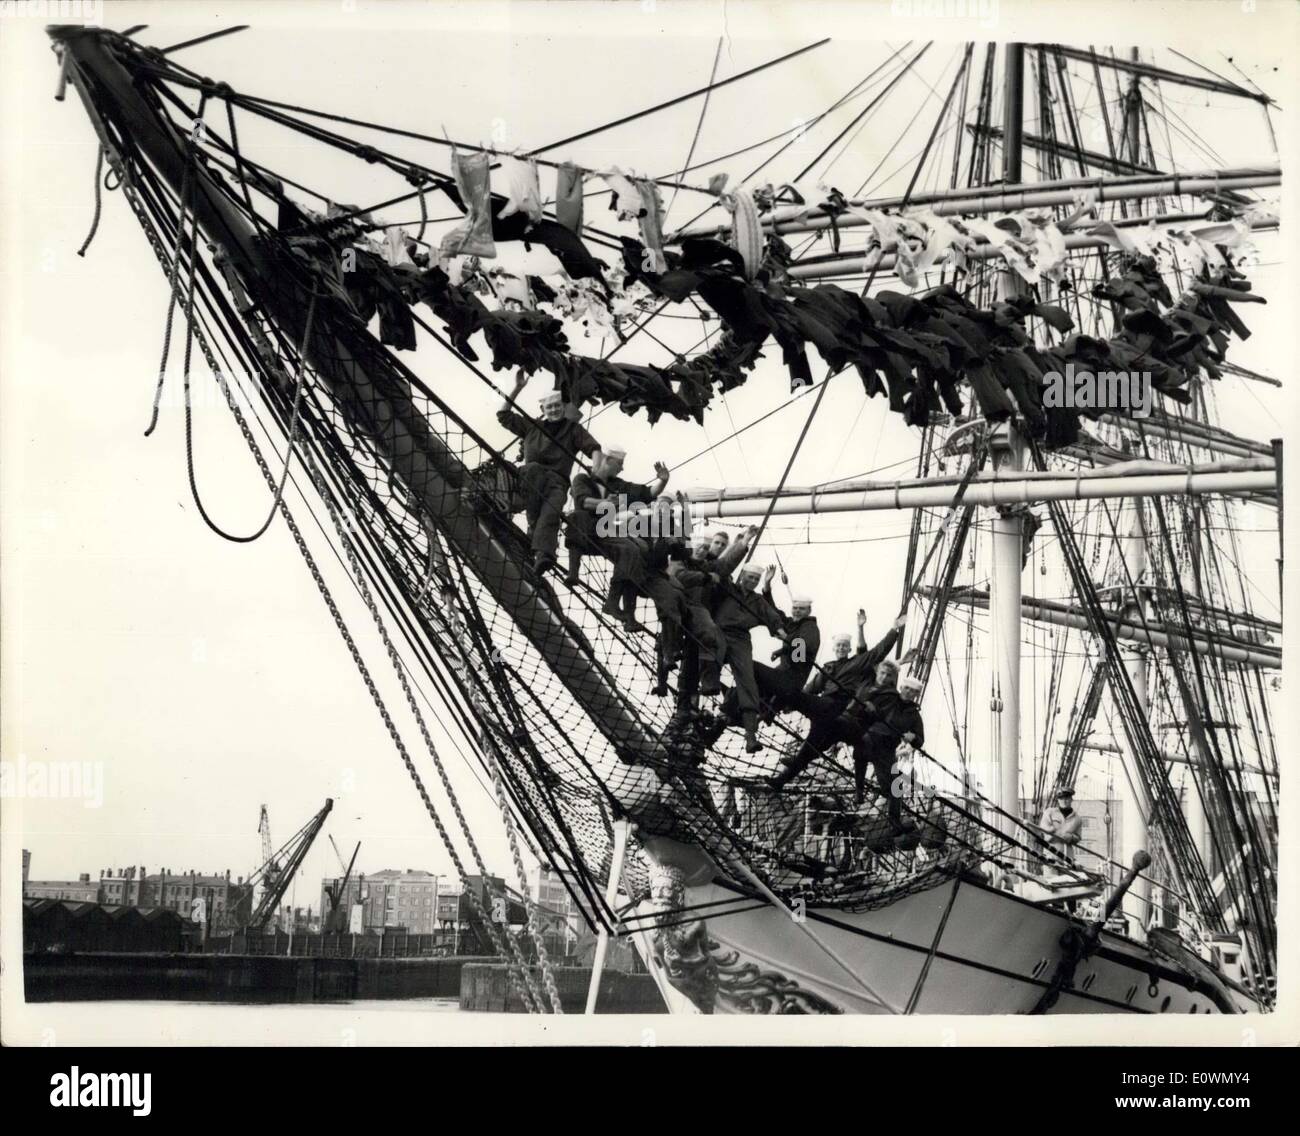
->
754, 610, 820, 715
496, 408, 598, 561
566, 470, 655, 581
663, 557, 727, 709
852, 687, 925, 815
771, 626, 903, 789
702, 583, 786, 735
614, 531, 688, 670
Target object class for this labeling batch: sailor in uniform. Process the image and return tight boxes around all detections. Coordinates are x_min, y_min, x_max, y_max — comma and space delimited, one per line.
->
497, 373, 600, 574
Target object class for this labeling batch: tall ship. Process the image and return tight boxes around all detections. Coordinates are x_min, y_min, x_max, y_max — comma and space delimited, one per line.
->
44, 22, 1280, 1014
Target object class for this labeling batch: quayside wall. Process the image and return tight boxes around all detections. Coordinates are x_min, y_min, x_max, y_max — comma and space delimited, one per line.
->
22, 954, 666, 1012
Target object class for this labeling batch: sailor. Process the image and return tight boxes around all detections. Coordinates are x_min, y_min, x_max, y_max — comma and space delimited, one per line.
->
497, 371, 600, 574
802, 611, 905, 703
768, 652, 903, 793
609, 495, 688, 644
803, 609, 869, 699
767, 615, 906, 790
661, 541, 727, 707
851, 673, 925, 826
704, 530, 731, 561
566, 445, 670, 587
754, 591, 819, 715
701, 547, 788, 753
1038, 787, 1083, 863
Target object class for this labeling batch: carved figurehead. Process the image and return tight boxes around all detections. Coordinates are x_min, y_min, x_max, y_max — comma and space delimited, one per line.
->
649, 864, 720, 1013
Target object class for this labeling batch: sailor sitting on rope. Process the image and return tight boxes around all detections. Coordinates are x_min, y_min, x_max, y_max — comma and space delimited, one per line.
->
700, 535, 788, 753
699, 529, 730, 562
565, 446, 669, 592
601, 494, 689, 635
767, 646, 904, 793
697, 528, 765, 699
751, 590, 819, 719
801, 608, 875, 699
497, 371, 600, 574
661, 541, 728, 711
851, 673, 926, 829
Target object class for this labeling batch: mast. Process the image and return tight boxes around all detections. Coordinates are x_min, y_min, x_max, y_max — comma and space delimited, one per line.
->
989, 43, 1026, 834
1124, 48, 1143, 167
1118, 500, 1153, 931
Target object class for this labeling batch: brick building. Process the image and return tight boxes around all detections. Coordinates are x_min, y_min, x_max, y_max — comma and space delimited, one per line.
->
320, 868, 444, 933
97, 866, 254, 931
23, 872, 100, 903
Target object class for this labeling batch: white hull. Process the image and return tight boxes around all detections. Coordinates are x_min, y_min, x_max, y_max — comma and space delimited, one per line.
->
629, 874, 1255, 1015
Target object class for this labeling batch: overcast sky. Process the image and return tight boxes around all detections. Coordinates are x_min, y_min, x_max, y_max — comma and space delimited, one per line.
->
1, 1, 1291, 923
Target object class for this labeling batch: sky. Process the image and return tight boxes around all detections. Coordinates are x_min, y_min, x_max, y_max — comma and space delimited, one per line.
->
0, 0, 1293, 920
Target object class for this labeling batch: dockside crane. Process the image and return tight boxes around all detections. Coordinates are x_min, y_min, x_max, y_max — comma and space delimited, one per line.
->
256, 804, 279, 912
323, 834, 361, 934
244, 799, 334, 930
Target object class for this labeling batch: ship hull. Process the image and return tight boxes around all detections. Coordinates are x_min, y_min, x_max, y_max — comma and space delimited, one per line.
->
629, 874, 1254, 1015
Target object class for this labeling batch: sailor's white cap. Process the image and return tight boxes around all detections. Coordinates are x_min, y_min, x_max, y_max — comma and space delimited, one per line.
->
539, 389, 564, 403
898, 675, 924, 695
831, 632, 852, 645
602, 445, 627, 460
791, 593, 813, 606
738, 562, 764, 576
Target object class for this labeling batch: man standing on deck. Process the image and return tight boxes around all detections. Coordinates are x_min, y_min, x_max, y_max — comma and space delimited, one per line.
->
1038, 787, 1084, 864
497, 371, 599, 574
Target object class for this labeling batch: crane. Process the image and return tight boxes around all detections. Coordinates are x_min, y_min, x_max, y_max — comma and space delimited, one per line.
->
323, 834, 361, 934
243, 800, 334, 930
256, 804, 280, 911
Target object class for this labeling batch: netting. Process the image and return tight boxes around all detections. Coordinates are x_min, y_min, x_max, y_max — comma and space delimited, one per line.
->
56, 27, 1028, 935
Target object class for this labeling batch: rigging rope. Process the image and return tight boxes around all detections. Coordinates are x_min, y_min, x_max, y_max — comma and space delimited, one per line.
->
144, 128, 197, 437
120, 177, 545, 1008
184, 287, 316, 543
76, 145, 106, 257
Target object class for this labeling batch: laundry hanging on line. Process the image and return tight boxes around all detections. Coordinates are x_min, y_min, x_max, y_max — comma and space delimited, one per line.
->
440, 146, 497, 260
